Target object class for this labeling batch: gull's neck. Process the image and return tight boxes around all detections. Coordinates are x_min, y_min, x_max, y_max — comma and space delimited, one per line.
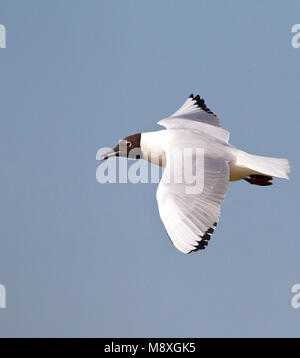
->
140, 130, 167, 167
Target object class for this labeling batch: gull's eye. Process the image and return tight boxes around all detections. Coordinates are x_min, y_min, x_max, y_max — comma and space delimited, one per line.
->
127, 141, 132, 147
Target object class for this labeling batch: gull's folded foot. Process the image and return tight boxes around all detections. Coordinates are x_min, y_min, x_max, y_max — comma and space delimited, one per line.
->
244, 174, 273, 186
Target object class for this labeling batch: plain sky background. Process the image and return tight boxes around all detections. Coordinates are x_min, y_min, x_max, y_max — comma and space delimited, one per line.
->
0, 0, 299, 338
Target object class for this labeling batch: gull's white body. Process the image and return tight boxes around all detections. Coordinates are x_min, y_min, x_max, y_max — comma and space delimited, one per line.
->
139, 94, 290, 254
141, 130, 289, 181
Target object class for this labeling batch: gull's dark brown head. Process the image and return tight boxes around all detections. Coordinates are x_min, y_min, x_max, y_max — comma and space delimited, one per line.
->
101, 133, 142, 160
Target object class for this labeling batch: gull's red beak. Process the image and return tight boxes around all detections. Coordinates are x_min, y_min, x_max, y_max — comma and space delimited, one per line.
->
100, 146, 120, 161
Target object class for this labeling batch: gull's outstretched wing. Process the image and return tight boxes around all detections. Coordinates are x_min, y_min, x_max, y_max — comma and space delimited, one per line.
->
158, 94, 230, 143
156, 135, 229, 254
167, 94, 221, 127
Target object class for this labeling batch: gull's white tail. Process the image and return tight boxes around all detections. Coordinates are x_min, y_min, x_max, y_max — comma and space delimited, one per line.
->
236, 151, 290, 179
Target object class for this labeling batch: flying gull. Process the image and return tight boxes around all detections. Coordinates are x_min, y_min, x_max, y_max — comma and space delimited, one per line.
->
101, 94, 290, 254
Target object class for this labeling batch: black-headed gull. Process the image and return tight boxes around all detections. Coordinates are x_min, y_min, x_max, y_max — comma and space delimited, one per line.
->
102, 94, 290, 254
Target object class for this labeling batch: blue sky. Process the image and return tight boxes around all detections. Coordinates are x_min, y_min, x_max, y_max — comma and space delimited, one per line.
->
0, 0, 299, 337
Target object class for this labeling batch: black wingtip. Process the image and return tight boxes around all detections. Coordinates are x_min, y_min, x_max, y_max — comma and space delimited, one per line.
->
193, 94, 214, 115
188, 93, 215, 116
190, 223, 218, 253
